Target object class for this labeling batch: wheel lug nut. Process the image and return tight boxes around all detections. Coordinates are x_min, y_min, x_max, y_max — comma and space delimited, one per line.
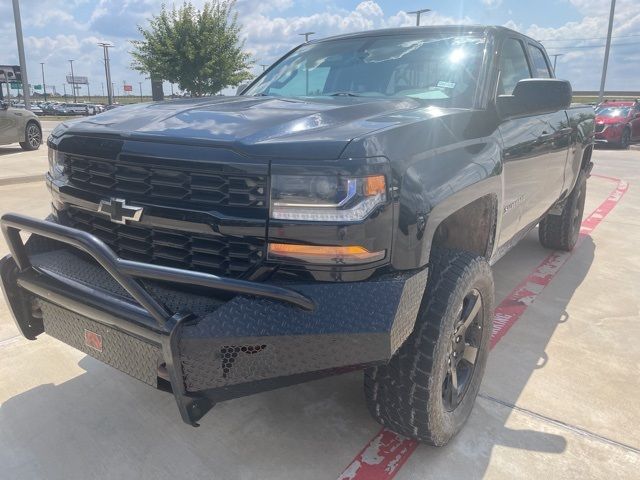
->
448, 358, 451, 365
455, 336, 461, 343
453, 352, 457, 358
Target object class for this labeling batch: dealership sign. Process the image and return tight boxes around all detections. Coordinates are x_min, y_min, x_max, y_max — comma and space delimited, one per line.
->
0, 65, 21, 83
124, 84, 133, 92
66, 75, 89, 85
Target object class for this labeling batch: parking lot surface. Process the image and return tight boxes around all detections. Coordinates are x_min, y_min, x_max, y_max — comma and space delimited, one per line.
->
0, 136, 639, 479
0, 121, 57, 185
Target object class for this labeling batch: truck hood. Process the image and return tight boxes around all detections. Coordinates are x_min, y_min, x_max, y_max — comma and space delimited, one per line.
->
55, 96, 424, 159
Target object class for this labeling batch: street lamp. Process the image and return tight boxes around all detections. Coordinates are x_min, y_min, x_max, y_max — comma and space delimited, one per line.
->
550, 54, 564, 74
11, 0, 31, 108
98, 42, 114, 105
298, 32, 315, 43
139, 81, 143, 102
598, 0, 616, 103
69, 59, 77, 103
40, 62, 47, 102
408, 8, 431, 26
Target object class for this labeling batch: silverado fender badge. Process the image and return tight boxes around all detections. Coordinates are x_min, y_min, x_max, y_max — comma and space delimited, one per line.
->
98, 198, 144, 224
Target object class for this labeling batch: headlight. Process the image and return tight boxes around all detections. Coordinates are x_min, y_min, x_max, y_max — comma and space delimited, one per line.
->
48, 147, 65, 178
270, 174, 386, 222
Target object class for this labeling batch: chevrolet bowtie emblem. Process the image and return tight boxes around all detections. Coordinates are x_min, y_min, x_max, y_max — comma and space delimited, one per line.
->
97, 198, 144, 224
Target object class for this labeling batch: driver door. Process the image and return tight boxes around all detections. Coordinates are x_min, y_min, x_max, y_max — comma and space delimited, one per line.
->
496, 37, 567, 248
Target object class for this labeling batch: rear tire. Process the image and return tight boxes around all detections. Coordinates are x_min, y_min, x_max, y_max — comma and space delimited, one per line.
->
538, 172, 587, 251
364, 249, 494, 446
19, 122, 42, 151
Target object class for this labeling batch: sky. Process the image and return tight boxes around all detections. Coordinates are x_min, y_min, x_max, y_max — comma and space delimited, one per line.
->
1, 0, 638, 98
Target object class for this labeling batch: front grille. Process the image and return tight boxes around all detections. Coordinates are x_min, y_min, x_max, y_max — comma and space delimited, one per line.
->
62, 154, 267, 208
595, 124, 606, 133
59, 207, 264, 277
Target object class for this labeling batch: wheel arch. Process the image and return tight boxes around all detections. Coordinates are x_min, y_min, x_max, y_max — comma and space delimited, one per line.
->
428, 194, 499, 262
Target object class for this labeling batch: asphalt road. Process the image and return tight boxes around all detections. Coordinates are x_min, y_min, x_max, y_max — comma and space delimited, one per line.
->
0, 142, 638, 479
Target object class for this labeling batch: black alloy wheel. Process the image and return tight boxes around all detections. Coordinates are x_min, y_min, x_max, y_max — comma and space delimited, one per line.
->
442, 288, 484, 411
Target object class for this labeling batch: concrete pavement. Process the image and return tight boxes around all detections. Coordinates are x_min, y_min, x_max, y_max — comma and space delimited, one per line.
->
0, 120, 57, 185
0, 144, 638, 479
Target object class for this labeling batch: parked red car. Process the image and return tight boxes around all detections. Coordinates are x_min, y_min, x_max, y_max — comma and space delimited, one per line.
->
594, 100, 640, 148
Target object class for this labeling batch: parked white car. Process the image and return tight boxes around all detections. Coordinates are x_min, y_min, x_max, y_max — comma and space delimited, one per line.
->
0, 101, 42, 150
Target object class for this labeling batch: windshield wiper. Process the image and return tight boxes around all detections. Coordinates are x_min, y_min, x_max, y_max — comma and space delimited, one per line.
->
328, 92, 362, 97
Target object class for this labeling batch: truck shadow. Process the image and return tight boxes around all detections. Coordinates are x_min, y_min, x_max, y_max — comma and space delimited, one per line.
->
0, 234, 595, 480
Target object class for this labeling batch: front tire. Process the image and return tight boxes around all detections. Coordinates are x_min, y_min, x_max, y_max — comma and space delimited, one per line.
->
619, 128, 631, 149
364, 249, 494, 446
19, 122, 42, 151
539, 172, 587, 251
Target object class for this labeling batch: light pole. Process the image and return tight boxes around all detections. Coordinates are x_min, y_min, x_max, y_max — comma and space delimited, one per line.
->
408, 8, 431, 26
40, 62, 47, 102
87, 82, 91, 102
139, 82, 143, 102
298, 32, 315, 43
112, 82, 116, 102
98, 42, 114, 105
598, 0, 616, 103
69, 59, 77, 103
11, 0, 30, 108
63, 83, 67, 100
550, 54, 564, 74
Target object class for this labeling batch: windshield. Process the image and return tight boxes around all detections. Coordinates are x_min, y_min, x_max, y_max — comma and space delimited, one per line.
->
596, 107, 631, 118
244, 34, 486, 108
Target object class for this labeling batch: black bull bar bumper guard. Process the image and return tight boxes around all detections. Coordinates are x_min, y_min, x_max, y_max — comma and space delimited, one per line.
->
0, 213, 427, 426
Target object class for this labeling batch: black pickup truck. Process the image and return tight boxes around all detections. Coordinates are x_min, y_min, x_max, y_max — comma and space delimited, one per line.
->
0, 26, 593, 445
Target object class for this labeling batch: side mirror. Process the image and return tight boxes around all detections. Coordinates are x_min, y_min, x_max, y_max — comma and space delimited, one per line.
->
236, 83, 249, 96
496, 79, 572, 119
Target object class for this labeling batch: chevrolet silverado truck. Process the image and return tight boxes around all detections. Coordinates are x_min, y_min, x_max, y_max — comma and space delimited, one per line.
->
0, 26, 594, 445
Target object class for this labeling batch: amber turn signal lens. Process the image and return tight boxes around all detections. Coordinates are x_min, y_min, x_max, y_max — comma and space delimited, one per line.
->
364, 175, 386, 196
268, 243, 385, 265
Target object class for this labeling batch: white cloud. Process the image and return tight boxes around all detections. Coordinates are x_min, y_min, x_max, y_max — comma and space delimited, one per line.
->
482, 0, 503, 8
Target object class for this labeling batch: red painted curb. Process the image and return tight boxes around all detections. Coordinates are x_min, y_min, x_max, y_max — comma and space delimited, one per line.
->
337, 174, 629, 480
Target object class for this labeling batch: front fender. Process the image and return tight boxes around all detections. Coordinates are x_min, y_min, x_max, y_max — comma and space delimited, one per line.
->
392, 138, 503, 270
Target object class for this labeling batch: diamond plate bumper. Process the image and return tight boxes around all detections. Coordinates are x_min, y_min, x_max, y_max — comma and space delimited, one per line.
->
0, 213, 427, 426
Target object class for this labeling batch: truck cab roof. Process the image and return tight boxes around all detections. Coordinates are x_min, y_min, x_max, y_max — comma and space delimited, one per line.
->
314, 25, 534, 44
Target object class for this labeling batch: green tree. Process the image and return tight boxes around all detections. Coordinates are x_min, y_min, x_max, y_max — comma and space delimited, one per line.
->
131, 1, 252, 96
